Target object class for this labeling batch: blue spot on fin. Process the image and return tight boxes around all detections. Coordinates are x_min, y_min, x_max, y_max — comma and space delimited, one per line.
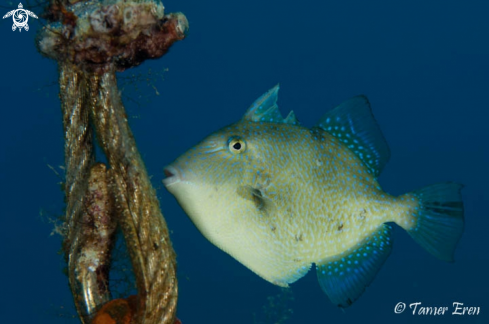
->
283, 110, 300, 125
314, 95, 390, 177
315, 224, 392, 307
405, 182, 464, 262
242, 84, 284, 123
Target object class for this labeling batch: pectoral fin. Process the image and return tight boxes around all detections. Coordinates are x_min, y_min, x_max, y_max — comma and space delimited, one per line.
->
237, 185, 275, 216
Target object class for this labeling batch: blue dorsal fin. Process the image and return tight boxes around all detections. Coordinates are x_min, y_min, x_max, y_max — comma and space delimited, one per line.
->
284, 110, 300, 125
316, 224, 393, 308
242, 85, 284, 123
315, 95, 390, 177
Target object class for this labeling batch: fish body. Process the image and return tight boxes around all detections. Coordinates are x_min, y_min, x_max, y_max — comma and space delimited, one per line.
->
163, 86, 464, 307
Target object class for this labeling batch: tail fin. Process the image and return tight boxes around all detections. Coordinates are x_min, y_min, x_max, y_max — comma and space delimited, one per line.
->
401, 182, 464, 262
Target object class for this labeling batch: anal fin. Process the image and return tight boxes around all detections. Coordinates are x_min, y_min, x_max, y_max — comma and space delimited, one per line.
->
316, 224, 392, 307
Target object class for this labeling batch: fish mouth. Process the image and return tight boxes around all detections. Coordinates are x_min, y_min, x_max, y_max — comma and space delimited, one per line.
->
162, 166, 182, 187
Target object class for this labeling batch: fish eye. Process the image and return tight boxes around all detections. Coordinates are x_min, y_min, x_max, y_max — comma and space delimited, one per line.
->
228, 137, 246, 153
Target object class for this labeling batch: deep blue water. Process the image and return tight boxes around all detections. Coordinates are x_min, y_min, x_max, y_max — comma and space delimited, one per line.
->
1, 0, 488, 323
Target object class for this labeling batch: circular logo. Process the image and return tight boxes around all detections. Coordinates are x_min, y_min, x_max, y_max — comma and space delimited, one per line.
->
3, 3, 38, 32
13, 9, 28, 28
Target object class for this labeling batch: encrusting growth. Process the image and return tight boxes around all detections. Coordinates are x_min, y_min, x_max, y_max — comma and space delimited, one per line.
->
36, 0, 188, 323
38, 0, 187, 73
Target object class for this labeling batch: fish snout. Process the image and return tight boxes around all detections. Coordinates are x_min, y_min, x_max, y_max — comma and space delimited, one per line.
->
162, 165, 183, 187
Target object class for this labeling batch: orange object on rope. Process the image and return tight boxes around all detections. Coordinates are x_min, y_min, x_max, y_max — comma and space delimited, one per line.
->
91, 296, 182, 324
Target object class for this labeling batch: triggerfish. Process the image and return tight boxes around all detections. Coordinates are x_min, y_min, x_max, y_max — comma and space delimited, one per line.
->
163, 85, 464, 307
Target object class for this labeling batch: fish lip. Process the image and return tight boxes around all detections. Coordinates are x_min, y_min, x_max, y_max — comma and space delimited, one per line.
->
162, 166, 182, 187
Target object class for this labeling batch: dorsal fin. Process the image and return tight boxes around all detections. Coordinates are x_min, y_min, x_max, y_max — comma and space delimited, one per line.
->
284, 111, 300, 125
242, 85, 284, 123
315, 95, 390, 177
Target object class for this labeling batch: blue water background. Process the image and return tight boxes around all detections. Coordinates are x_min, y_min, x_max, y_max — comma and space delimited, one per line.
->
0, 1, 488, 323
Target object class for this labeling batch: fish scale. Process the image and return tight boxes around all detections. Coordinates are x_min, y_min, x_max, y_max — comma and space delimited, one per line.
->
163, 85, 464, 307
